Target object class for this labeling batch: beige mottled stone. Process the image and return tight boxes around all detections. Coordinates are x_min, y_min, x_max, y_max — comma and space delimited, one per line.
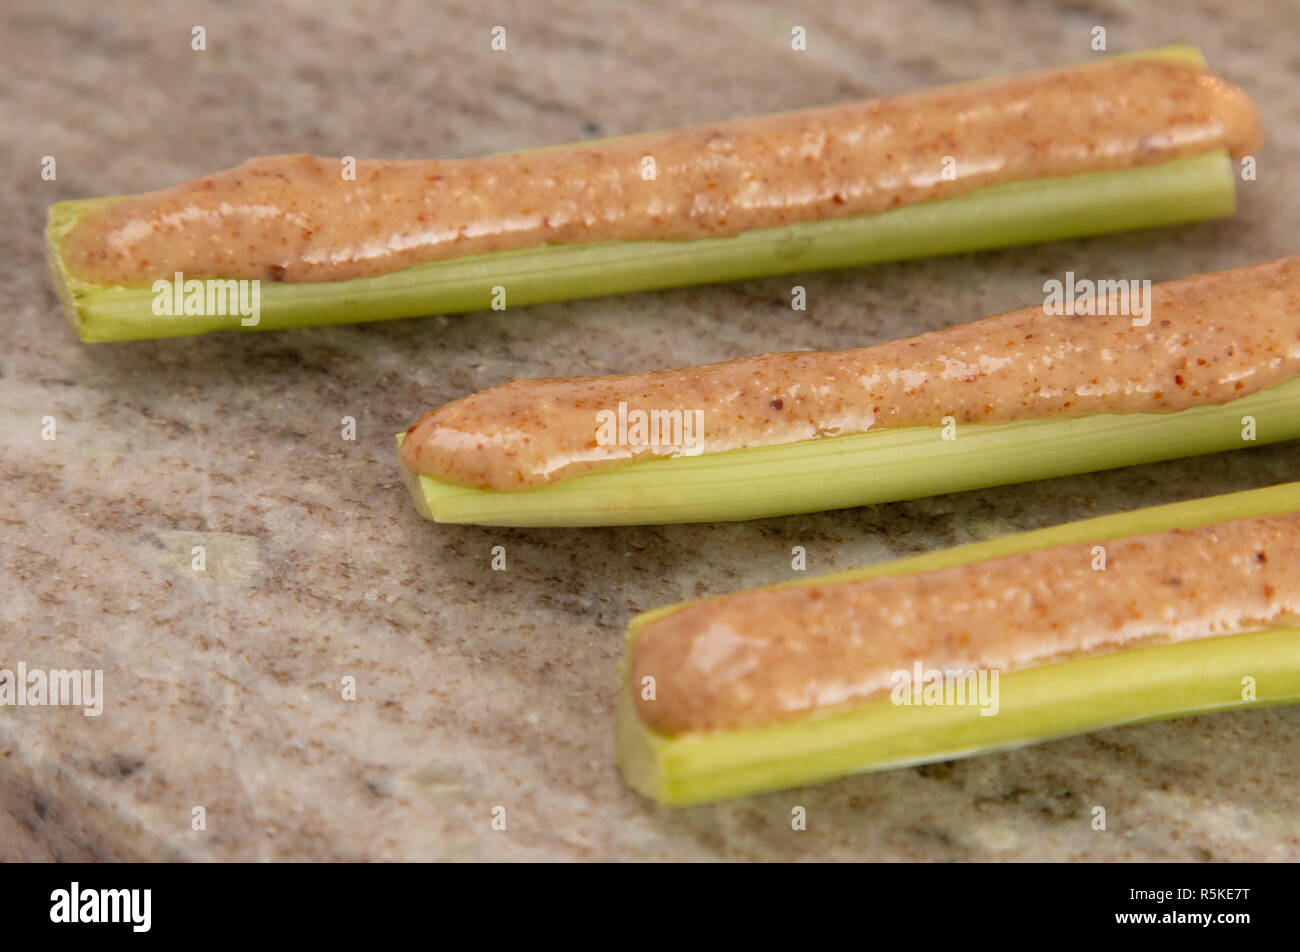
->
2, 0, 1297, 861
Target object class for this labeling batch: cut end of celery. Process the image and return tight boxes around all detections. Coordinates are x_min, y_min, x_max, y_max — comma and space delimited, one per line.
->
45, 197, 123, 342
615, 691, 667, 802
395, 433, 435, 520
395, 378, 1300, 527
615, 481, 1300, 806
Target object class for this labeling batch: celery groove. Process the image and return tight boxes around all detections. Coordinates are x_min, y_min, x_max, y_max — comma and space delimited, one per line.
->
616, 482, 1300, 806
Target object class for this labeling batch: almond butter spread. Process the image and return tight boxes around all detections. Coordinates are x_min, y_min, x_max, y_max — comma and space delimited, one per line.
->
63, 57, 1258, 285
400, 257, 1300, 490
630, 512, 1300, 734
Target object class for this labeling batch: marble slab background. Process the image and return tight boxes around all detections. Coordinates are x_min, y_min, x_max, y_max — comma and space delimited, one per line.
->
1, 0, 1297, 860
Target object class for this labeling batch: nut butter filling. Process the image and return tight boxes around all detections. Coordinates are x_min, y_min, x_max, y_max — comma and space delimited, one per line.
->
63, 57, 1258, 286
630, 512, 1300, 735
401, 256, 1300, 490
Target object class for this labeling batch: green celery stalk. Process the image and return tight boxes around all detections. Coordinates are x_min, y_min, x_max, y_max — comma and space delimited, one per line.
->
616, 481, 1300, 806
397, 376, 1300, 527
47, 47, 1234, 342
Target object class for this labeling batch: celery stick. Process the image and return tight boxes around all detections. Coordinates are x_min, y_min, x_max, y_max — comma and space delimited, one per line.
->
616, 481, 1300, 806
397, 376, 1300, 527
618, 630, 1300, 807
46, 45, 1231, 342
48, 151, 1234, 342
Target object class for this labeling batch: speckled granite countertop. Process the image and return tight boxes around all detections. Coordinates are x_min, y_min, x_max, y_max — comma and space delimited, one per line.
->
2, 0, 1298, 861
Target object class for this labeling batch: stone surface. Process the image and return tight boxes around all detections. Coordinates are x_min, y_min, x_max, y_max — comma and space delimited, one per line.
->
1, 0, 1297, 860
